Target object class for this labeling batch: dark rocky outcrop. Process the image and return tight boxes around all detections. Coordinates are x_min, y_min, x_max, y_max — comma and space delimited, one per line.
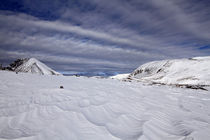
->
0, 58, 28, 72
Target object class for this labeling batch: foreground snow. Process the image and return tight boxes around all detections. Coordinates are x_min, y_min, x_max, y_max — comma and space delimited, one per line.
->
129, 56, 210, 86
0, 71, 210, 140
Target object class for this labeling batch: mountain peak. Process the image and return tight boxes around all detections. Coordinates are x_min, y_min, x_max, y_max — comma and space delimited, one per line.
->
10, 58, 61, 75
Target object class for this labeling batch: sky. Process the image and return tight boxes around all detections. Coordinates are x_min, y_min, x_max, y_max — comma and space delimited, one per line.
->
0, 0, 210, 75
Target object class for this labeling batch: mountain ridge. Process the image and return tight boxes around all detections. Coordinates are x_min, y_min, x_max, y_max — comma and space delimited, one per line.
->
127, 56, 210, 87
1, 58, 61, 75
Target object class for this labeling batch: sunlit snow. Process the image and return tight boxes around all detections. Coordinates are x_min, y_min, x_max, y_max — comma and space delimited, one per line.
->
0, 71, 210, 140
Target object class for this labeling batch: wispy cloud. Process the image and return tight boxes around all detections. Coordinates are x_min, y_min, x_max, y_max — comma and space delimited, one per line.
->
0, 0, 209, 74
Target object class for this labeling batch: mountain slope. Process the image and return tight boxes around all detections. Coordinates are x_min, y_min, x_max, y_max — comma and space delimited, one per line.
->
110, 73, 130, 80
128, 56, 210, 86
13, 58, 61, 75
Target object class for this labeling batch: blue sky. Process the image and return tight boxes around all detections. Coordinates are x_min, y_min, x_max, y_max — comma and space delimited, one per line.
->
0, 0, 210, 74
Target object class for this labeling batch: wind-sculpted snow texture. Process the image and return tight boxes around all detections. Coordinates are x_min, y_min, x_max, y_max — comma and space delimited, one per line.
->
0, 71, 210, 140
129, 56, 210, 86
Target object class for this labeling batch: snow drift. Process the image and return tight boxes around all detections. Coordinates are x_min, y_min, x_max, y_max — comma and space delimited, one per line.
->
128, 56, 210, 86
10, 58, 61, 75
0, 70, 210, 140
110, 73, 129, 80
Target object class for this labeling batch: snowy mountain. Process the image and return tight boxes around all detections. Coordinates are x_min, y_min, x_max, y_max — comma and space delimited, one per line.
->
110, 73, 130, 80
128, 56, 210, 86
0, 70, 210, 140
11, 58, 61, 75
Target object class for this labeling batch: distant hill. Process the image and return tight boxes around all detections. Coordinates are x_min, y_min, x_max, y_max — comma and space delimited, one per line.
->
127, 56, 210, 89
1, 58, 61, 75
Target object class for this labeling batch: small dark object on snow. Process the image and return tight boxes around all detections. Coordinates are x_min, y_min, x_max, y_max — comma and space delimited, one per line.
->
16, 72, 18, 74
185, 85, 208, 91
60, 86, 64, 89
74, 74, 80, 77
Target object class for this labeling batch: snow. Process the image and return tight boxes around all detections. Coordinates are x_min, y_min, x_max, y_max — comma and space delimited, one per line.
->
14, 58, 61, 75
110, 73, 130, 80
0, 70, 210, 140
129, 56, 210, 86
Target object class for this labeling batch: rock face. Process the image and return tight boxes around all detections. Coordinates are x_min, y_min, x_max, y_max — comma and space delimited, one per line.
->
128, 56, 210, 86
5, 58, 61, 75
9, 58, 28, 70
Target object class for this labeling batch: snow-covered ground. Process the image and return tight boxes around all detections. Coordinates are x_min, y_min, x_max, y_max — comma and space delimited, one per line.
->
0, 71, 210, 140
129, 56, 210, 86
110, 73, 129, 80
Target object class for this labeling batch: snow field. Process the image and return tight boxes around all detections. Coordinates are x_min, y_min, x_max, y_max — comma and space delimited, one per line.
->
0, 71, 210, 140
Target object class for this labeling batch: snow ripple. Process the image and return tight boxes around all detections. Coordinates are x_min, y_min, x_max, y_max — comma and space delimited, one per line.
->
0, 71, 210, 140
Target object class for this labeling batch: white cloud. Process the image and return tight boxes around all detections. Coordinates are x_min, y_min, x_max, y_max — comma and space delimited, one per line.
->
0, 0, 210, 73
